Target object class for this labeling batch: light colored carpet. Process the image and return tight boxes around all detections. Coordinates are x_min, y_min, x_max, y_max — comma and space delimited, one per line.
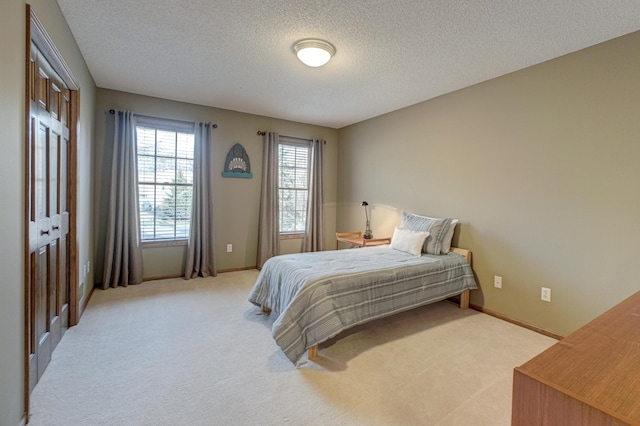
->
28, 270, 556, 425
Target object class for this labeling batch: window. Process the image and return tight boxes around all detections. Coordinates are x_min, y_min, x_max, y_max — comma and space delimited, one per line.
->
278, 139, 310, 234
136, 117, 194, 243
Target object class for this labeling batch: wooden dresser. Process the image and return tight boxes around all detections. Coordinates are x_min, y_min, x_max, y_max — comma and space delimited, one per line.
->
512, 291, 640, 425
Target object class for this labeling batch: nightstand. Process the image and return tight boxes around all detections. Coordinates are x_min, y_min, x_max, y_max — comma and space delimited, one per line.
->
335, 231, 391, 250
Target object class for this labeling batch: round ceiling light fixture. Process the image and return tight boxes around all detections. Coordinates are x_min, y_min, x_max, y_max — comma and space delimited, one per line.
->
293, 39, 336, 67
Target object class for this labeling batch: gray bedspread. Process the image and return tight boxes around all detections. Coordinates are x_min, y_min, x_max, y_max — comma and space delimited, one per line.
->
248, 245, 477, 363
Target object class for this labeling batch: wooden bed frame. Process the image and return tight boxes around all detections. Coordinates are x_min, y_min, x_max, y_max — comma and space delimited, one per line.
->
262, 246, 473, 360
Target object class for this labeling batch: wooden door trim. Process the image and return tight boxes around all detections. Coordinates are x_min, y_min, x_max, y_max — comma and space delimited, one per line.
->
25, 4, 79, 420
68, 90, 79, 324
27, 4, 79, 319
28, 7, 78, 91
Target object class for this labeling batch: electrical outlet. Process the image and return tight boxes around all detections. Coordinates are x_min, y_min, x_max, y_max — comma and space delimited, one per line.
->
87, 261, 91, 273
541, 287, 551, 302
226, 243, 233, 253
494, 275, 502, 289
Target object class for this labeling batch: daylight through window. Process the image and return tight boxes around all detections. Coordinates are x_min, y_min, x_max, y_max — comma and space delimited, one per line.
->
278, 140, 310, 234
136, 120, 194, 242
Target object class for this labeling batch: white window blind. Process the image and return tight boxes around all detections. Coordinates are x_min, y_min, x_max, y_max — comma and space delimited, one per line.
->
278, 139, 310, 234
136, 118, 195, 242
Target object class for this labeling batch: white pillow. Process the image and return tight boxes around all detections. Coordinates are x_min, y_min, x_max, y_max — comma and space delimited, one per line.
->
390, 227, 430, 256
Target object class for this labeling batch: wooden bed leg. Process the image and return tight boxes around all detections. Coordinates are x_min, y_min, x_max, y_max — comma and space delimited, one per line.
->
261, 305, 271, 314
459, 290, 470, 309
308, 345, 318, 360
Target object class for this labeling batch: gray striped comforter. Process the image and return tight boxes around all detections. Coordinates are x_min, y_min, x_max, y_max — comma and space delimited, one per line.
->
248, 245, 477, 364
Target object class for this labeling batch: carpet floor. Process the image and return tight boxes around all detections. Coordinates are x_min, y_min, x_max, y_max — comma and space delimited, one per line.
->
28, 270, 556, 425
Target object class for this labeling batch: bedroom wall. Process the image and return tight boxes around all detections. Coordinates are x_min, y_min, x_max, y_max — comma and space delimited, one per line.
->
0, 2, 26, 424
0, 1, 96, 425
337, 31, 640, 338
94, 89, 338, 281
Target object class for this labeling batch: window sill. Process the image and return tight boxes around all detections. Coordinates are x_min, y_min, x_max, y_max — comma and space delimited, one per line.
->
280, 233, 304, 240
141, 239, 188, 248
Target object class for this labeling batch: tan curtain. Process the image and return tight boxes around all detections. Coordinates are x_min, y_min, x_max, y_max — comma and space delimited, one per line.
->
102, 110, 143, 288
257, 132, 280, 269
185, 122, 217, 279
304, 139, 325, 252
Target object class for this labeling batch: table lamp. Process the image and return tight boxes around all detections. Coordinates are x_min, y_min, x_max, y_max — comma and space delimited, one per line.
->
361, 201, 373, 239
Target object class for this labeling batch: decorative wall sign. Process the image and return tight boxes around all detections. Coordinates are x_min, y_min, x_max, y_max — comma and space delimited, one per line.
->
222, 143, 253, 178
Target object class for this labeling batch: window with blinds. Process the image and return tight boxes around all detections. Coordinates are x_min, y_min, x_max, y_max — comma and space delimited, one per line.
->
136, 118, 194, 243
278, 140, 310, 234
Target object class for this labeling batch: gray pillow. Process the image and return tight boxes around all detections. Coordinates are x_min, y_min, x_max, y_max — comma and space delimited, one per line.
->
400, 212, 454, 255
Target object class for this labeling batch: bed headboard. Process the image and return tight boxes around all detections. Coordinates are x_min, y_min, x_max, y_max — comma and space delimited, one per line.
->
450, 247, 471, 264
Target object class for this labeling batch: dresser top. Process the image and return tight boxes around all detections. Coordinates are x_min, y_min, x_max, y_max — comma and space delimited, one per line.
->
515, 291, 640, 423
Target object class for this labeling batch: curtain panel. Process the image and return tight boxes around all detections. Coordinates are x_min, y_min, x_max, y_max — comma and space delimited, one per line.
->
257, 132, 280, 269
304, 139, 325, 252
185, 122, 217, 279
102, 110, 144, 288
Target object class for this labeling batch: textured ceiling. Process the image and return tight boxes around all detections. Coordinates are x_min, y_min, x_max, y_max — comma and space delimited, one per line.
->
56, 0, 640, 129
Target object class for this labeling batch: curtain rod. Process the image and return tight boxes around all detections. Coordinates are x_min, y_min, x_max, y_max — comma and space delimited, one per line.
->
257, 131, 325, 143
109, 109, 218, 128
257, 131, 308, 141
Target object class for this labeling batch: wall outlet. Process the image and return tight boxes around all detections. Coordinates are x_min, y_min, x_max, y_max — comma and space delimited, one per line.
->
226, 243, 233, 253
541, 287, 551, 302
494, 275, 502, 288
87, 261, 91, 273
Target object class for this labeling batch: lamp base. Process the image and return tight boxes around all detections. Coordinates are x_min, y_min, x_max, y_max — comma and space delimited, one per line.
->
363, 230, 373, 239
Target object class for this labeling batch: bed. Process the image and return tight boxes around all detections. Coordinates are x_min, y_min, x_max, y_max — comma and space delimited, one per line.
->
248, 233, 477, 364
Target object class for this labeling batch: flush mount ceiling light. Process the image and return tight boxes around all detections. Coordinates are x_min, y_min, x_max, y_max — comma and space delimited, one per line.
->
293, 39, 336, 67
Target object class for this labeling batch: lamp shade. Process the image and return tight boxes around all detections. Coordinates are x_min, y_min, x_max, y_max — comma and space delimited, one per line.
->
294, 39, 335, 67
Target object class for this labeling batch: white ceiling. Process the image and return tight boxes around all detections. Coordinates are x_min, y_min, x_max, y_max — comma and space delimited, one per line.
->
56, 0, 640, 129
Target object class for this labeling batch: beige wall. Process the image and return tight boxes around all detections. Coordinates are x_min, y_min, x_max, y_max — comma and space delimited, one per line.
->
338, 31, 640, 338
0, 2, 26, 424
94, 89, 338, 280
0, 1, 96, 425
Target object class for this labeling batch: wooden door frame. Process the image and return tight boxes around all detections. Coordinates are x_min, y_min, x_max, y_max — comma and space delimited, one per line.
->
24, 4, 79, 420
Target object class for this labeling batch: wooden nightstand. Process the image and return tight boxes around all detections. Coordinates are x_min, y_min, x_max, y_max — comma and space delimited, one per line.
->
335, 231, 391, 250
